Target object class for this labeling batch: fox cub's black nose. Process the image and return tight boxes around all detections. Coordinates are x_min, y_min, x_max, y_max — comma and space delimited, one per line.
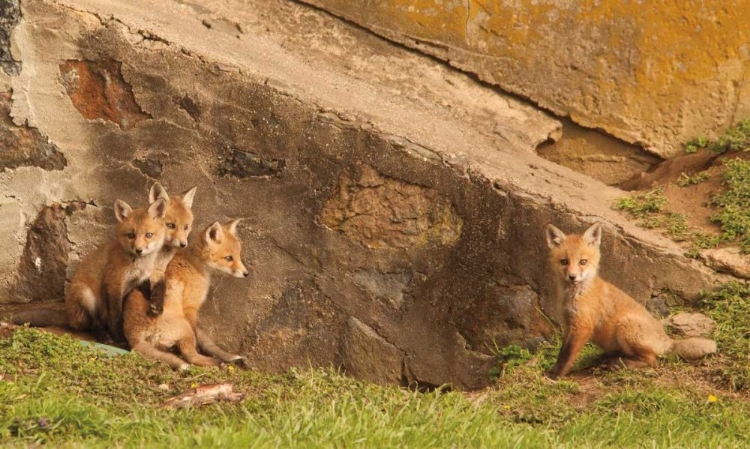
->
136, 248, 143, 254
568, 274, 577, 281
180, 242, 187, 248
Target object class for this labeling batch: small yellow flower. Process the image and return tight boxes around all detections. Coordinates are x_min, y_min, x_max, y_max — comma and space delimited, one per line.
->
190, 382, 197, 389
503, 405, 511, 410
708, 394, 718, 403
227, 365, 236, 372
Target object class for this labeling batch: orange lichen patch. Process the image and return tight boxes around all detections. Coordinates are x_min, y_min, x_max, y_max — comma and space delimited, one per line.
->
59, 60, 152, 130
303, 0, 750, 156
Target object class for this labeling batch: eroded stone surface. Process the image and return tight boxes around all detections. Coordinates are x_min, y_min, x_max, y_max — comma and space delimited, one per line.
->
59, 59, 152, 130
0, 91, 66, 171
352, 269, 410, 309
0, 0, 21, 75
700, 247, 750, 279
218, 148, 286, 178
15, 202, 87, 303
321, 164, 463, 249
342, 317, 404, 385
458, 283, 553, 351
299, 0, 750, 157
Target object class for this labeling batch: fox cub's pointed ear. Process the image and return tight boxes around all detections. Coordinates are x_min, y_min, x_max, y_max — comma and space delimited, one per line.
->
148, 198, 168, 219
545, 224, 566, 248
583, 222, 602, 247
205, 221, 224, 244
226, 218, 242, 236
149, 182, 169, 204
114, 200, 132, 223
180, 187, 197, 209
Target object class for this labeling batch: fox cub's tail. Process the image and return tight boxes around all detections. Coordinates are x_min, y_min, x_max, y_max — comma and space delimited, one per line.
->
10, 309, 68, 327
669, 338, 717, 360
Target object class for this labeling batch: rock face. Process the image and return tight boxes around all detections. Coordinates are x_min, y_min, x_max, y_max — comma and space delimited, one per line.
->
299, 0, 750, 158
0, 0, 724, 390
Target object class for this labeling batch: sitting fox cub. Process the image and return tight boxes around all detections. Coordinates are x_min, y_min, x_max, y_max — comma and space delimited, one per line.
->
545, 222, 716, 379
124, 220, 249, 370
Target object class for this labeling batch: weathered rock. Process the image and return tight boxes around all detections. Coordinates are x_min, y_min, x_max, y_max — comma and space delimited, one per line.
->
458, 283, 553, 351
342, 317, 404, 385
299, 0, 750, 158
352, 269, 410, 309
321, 164, 463, 249
133, 156, 164, 179
0, 0, 727, 391
0, 0, 21, 75
14, 202, 86, 303
59, 59, 152, 130
0, 197, 23, 299
218, 148, 286, 179
663, 313, 716, 338
700, 247, 750, 279
0, 91, 66, 171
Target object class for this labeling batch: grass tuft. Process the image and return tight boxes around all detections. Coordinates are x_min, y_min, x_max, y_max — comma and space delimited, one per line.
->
614, 188, 667, 218
699, 282, 750, 391
684, 119, 750, 154
711, 158, 750, 253
677, 170, 710, 187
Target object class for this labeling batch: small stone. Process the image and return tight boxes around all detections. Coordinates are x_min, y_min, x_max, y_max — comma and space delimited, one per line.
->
157, 383, 170, 391
700, 247, 750, 279
663, 312, 716, 338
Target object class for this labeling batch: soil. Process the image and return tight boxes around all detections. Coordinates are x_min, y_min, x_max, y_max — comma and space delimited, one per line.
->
618, 149, 750, 237
537, 117, 662, 186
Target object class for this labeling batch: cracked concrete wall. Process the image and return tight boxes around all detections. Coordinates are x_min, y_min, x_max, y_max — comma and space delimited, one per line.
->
299, 0, 750, 157
0, 0, 727, 390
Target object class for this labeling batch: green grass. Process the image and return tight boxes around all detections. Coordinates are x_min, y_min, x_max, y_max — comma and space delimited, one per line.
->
711, 158, 750, 253
677, 171, 710, 187
614, 189, 692, 242
1, 326, 748, 448
699, 282, 750, 391
684, 119, 750, 154
615, 159, 750, 255
614, 188, 668, 218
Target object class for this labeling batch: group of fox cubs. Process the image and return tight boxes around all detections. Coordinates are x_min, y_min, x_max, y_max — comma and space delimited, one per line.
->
14, 181, 717, 377
15, 183, 249, 371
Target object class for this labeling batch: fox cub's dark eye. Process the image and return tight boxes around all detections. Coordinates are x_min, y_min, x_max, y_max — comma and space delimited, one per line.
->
580, 259, 588, 266
145, 233, 154, 239
167, 223, 176, 229
224, 255, 233, 262
127, 232, 136, 239
184, 225, 189, 231
560, 259, 569, 266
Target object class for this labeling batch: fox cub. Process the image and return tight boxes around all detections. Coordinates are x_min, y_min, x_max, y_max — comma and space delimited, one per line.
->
545, 222, 716, 379
65, 198, 168, 342
123, 220, 249, 370
144, 182, 197, 315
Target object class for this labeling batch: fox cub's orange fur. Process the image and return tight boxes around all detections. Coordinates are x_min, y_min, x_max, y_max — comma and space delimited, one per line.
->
124, 220, 249, 370
65, 198, 168, 342
545, 222, 716, 378
144, 182, 197, 314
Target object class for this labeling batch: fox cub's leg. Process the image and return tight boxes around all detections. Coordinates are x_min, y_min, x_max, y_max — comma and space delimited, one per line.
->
177, 327, 221, 367
195, 328, 247, 366
132, 341, 190, 371
105, 285, 129, 344
136, 280, 167, 317
551, 326, 593, 379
